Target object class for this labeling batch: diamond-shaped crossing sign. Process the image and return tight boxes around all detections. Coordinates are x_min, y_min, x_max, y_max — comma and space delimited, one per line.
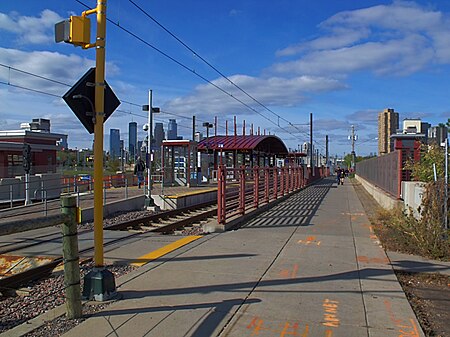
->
63, 68, 120, 134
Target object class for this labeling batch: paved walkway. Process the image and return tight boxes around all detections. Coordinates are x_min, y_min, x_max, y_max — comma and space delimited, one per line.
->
63, 177, 424, 337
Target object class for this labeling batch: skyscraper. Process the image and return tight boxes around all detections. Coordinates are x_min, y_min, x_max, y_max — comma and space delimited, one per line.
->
167, 119, 177, 140
129, 122, 137, 160
154, 122, 165, 151
378, 108, 399, 156
109, 129, 120, 159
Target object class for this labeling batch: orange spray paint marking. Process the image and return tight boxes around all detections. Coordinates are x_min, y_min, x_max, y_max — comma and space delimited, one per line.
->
322, 299, 340, 328
383, 300, 420, 337
324, 330, 333, 337
247, 317, 268, 335
279, 322, 309, 337
279, 264, 299, 279
357, 256, 389, 264
298, 237, 321, 246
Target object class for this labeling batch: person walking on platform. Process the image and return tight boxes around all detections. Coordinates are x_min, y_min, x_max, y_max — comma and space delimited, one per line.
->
134, 156, 146, 189
336, 166, 342, 185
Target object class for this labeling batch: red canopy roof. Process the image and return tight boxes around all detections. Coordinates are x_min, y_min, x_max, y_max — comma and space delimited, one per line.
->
197, 135, 288, 154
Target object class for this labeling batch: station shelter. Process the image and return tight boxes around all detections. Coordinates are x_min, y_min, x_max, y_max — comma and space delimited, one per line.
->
0, 129, 65, 178
161, 140, 198, 187
197, 135, 289, 181
285, 152, 307, 166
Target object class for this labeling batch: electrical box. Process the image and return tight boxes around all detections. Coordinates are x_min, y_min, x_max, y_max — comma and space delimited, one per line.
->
55, 16, 91, 46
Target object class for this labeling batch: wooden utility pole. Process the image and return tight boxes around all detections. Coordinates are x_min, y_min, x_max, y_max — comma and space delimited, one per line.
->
61, 196, 81, 319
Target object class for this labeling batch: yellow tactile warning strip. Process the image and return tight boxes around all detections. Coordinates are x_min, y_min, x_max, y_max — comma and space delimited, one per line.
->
165, 188, 217, 199
131, 235, 203, 267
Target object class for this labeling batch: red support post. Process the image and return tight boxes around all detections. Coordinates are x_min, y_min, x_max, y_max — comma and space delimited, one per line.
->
274, 167, 278, 199
290, 168, 293, 190
264, 167, 269, 204
285, 167, 289, 194
253, 166, 259, 208
239, 166, 246, 215
294, 167, 298, 190
217, 165, 226, 224
280, 167, 285, 196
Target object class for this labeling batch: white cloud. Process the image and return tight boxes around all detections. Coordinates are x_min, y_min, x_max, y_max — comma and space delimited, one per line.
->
273, 1, 450, 77
0, 9, 63, 45
164, 74, 346, 116
0, 47, 120, 96
346, 109, 379, 125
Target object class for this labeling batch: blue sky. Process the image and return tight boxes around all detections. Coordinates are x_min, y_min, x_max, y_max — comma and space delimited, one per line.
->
1, 0, 450, 157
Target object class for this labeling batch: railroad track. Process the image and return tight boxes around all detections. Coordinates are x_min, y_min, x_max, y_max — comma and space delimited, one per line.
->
0, 202, 217, 290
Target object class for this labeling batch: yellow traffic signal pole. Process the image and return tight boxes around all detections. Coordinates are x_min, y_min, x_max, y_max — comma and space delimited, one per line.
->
92, 0, 106, 268
81, 0, 116, 301
55, 0, 116, 301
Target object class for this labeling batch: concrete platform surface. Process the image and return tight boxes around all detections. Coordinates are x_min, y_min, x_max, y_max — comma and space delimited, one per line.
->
62, 177, 424, 337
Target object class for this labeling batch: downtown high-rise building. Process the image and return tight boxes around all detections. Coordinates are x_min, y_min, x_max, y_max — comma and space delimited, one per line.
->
128, 122, 137, 160
167, 119, 177, 140
109, 128, 121, 159
154, 122, 165, 151
378, 108, 399, 156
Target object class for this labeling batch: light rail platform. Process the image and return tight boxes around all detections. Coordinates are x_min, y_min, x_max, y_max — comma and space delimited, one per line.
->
61, 177, 425, 337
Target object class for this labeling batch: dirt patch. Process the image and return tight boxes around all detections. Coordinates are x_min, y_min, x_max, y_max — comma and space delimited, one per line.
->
396, 272, 450, 337
352, 179, 450, 337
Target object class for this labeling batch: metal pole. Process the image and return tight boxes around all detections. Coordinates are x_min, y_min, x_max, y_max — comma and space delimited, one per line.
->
25, 173, 30, 205
326, 135, 329, 168
310, 113, 314, 176
147, 90, 152, 200
9, 184, 13, 208
192, 115, 196, 141
445, 139, 448, 230
92, 0, 107, 268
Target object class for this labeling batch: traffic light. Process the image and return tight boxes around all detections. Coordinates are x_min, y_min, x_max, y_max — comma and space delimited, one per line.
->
23, 144, 31, 173
55, 16, 91, 46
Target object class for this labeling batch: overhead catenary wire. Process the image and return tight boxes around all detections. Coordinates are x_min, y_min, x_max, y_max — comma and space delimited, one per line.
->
127, 0, 309, 138
1, 62, 308, 144
73, 0, 310, 143
0, 66, 223, 133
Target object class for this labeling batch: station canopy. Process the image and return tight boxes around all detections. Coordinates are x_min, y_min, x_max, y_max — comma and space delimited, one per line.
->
197, 135, 288, 154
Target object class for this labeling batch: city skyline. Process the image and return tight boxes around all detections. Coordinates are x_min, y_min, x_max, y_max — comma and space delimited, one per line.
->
1, 1, 450, 157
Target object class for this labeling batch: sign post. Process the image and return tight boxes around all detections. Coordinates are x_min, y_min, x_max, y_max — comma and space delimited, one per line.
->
56, 0, 117, 301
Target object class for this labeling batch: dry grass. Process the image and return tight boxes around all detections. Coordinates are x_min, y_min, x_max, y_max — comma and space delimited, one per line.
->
374, 181, 449, 260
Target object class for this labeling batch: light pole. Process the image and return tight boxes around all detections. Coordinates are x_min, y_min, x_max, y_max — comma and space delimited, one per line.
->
142, 90, 160, 208
203, 122, 213, 181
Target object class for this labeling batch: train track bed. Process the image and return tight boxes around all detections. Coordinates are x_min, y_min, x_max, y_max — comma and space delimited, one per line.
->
0, 203, 217, 335
0, 261, 136, 335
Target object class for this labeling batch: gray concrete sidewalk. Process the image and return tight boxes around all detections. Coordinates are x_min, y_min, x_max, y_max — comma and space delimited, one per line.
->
63, 177, 424, 337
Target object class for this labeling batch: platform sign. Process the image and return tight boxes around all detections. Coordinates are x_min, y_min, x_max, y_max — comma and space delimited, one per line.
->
63, 67, 120, 134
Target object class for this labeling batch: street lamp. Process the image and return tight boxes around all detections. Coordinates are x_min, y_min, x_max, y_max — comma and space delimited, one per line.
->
202, 122, 213, 181
142, 90, 160, 208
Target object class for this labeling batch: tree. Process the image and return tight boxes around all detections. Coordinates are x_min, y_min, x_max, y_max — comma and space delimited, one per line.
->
405, 144, 445, 182
107, 158, 121, 173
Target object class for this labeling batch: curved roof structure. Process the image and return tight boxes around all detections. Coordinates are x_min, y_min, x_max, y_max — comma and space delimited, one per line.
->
197, 135, 288, 154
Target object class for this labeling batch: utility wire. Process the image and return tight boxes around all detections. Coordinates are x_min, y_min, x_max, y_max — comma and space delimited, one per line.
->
0, 64, 221, 132
0, 63, 71, 87
73, 0, 308, 142
0, 80, 62, 98
127, 0, 308, 137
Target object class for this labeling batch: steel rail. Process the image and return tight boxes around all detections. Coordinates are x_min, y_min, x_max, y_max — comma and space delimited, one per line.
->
0, 202, 217, 289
